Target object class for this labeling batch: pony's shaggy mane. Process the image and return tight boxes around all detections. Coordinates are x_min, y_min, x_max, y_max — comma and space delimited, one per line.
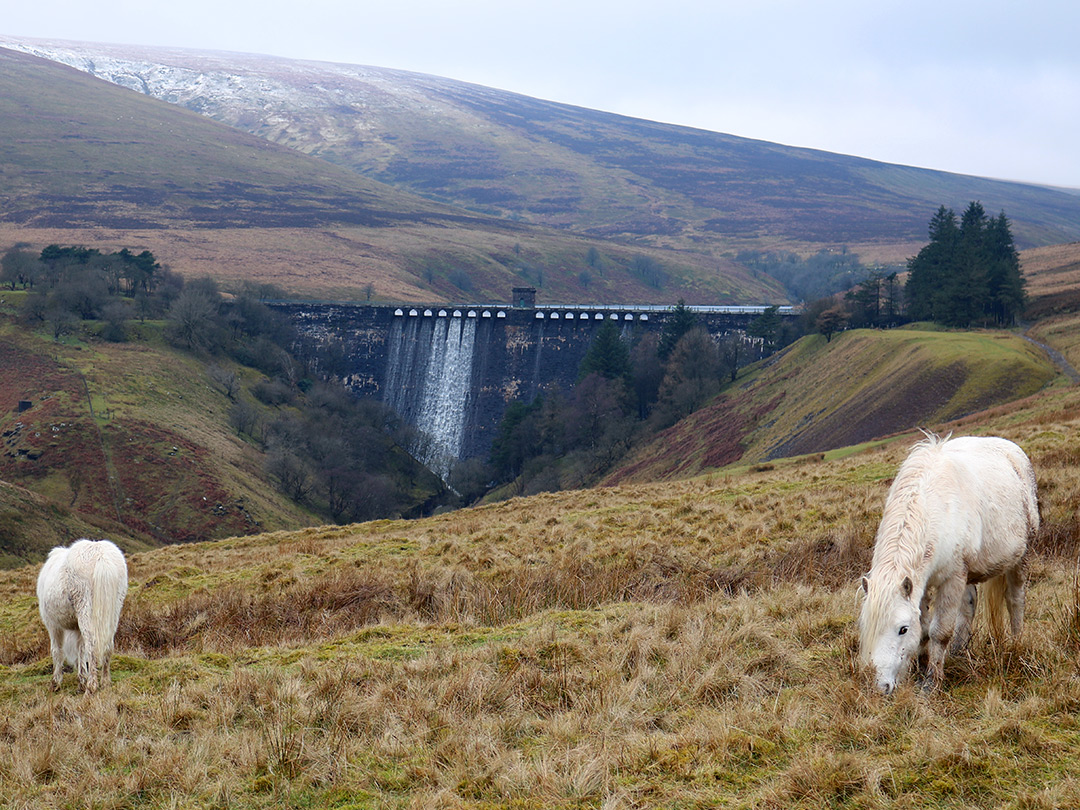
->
858, 433, 946, 664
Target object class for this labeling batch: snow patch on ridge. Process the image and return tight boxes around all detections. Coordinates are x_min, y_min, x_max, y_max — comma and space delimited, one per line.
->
0, 35, 470, 140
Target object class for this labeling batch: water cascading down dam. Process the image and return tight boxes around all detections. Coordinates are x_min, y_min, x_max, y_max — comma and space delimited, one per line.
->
276, 296, 790, 480
383, 314, 478, 479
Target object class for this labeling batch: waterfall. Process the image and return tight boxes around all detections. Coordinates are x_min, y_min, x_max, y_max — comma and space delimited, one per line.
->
383, 315, 477, 480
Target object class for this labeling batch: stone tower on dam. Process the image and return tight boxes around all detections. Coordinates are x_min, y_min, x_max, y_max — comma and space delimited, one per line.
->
272, 298, 787, 479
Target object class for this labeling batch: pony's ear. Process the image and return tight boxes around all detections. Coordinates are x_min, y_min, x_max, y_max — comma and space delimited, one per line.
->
861, 576, 869, 593
901, 576, 913, 598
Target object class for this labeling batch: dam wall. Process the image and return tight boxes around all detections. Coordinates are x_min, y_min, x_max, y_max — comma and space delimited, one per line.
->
273, 301, 789, 477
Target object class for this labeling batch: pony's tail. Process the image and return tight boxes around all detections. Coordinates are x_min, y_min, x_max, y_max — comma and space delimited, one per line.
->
981, 574, 1009, 644
89, 547, 128, 667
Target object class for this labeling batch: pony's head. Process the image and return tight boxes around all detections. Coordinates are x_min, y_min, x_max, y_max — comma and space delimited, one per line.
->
858, 574, 921, 694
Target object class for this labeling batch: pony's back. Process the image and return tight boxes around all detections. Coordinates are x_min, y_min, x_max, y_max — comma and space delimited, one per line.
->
941, 436, 1039, 534
884, 434, 1037, 534
38, 538, 128, 692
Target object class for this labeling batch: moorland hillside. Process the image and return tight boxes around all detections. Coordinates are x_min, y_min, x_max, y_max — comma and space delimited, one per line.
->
0, 279, 455, 566
0, 306, 315, 558
5, 36, 1080, 265
605, 326, 1058, 485
3, 320, 1080, 807
1019, 241, 1080, 317
597, 240, 1080, 486
0, 479, 153, 568
0, 46, 784, 306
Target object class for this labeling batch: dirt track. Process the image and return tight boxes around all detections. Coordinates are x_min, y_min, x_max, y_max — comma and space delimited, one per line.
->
1023, 330, 1080, 384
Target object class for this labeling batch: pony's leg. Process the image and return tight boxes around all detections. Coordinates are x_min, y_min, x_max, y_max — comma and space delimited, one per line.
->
76, 637, 88, 692
949, 584, 978, 654
917, 589, 933, 674
102, 639, 115, 686
75, 607, 99, 694
83, 651, 99, 694
47, 627, 65, 691
1005, 564, 1027, 638
924, 578, 967, 688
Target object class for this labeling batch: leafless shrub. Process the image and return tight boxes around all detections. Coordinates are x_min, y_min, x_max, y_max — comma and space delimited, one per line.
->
118, 569, 396, 655
771, 524, 874, 589
207, 363, 239, 400
228, 398, 259, 436
1031, 515, 1080, 558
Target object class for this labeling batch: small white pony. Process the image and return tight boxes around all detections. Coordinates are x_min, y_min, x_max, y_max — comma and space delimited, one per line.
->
37, 538, 128, 693
858, 433, 1038, 693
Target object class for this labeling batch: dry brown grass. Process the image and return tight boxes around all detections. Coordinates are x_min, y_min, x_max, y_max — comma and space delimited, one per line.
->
4, 350, 1080, 806
0, 223, 430, 303
1022, 241, 1080, 300
0, 215, 771, 306
9, 574, 1080, 809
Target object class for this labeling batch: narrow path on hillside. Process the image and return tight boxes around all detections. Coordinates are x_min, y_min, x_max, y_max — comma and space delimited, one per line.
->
80, 372, 125, 523
1022, 329, 1080, 384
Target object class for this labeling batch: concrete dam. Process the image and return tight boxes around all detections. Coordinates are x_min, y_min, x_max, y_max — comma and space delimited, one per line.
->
272, 296, 792, 478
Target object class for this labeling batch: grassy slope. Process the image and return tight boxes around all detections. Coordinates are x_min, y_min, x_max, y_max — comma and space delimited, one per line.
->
0, 46, 784, 306
0, 51, 447, 227
0, 295, 320, 559
2, 255, 1080, 807
1029, 313, 1080, 370
1021, 241, 1080, 318
0, 480, 153, 568
3, 358, 1080, 806
605, 326, 1058, 486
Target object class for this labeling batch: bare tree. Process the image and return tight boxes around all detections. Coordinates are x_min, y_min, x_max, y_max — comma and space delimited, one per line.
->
718, 334, 744, 382
266, 448, 311, 502
209, 364, 240, 400
166, 287, 221, 352
228, 400, 259, 437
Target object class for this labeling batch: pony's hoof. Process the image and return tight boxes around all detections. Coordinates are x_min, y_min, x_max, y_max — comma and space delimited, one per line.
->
49, 681, 60, 693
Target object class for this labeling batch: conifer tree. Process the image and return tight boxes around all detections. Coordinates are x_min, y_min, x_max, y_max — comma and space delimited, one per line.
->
845, 275, 882, 327
904, 203, 1024, 327
578, 319, 631, 381
747, 306, 782, 351
947, 201, 990, 327
658, 299, 698, 360
983, 212, 1025, 325
905, 206, 959, 322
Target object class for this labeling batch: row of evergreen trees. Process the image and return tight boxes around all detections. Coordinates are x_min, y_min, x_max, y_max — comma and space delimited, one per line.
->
809, 202, 1026, 339
904, 202, 1025, 327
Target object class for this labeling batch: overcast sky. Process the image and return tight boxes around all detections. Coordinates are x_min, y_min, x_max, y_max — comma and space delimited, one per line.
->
5, 0, 1079, 188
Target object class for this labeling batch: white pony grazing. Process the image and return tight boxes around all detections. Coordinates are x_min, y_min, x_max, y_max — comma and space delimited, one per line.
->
37, 538, 128, 693
858, 433, 1038, 694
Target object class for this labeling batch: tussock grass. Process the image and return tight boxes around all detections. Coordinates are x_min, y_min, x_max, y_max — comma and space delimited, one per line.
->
5, 358, 1080, 806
